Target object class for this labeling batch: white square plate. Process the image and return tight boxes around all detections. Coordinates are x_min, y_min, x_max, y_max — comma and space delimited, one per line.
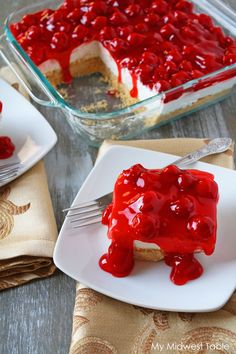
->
0, 79, 57, 185
54, 145, 236, 312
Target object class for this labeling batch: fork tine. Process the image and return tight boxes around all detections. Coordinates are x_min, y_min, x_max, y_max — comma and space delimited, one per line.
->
69, 211, 103, 223
0, 162, 20, 170
0, 172, 18, 183
66, 204, 105, 217
63, 200, 98, 212
72, 216, 102, 229
0, 167, 19, 176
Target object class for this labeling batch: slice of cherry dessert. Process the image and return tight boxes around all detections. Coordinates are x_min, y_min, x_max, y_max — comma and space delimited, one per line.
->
100, 163, 219, 285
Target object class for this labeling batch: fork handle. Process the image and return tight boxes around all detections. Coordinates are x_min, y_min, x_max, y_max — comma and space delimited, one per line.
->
172, 138, 232, 167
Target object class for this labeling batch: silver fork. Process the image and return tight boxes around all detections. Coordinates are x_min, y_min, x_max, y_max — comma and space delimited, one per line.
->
0, 162, 21, 185
64, 138, 232, 229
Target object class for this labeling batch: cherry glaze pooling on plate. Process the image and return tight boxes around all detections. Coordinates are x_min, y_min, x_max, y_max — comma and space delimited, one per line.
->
100, 164, 219, 285
11, 0, 236, 100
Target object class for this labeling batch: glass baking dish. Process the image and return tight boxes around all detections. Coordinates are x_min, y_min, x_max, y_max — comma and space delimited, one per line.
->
1, 0, 236, 146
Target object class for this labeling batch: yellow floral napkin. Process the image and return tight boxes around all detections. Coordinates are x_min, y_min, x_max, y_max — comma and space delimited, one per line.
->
70, 138, 236, 354
0, 67, 57, 290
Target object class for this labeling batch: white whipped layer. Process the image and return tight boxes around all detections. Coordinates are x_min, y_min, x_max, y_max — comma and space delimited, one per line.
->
134, 240, 161, 250
39, 40, 236, 112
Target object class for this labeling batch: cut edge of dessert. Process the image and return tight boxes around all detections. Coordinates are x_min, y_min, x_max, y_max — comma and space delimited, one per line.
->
100, 163, 219, 285
10, 0, 236, 115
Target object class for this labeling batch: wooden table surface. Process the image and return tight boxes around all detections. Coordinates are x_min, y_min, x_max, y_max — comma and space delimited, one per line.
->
0, 1, 236, 353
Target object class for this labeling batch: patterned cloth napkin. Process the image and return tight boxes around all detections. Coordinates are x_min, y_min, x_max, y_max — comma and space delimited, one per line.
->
0, 67, 57, 290
70, 138, 236, 354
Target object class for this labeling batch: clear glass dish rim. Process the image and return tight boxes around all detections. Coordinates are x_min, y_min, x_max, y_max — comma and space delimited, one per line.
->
4, 0, 236, 120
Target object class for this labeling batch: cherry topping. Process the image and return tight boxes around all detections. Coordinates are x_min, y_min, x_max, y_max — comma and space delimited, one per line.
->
144, 13, 160, 26
90, 1, 108, 15
170, 196, 194, 217
175, 0, 193, 14
135, 23, 149, 33
51, 32, 69, 51
110, 10, 128, 25
26, 26, 41, 40
125, 4, 143, 17
195, 179, 218, 200
99, 26, 116, 40
72, 25, 89, 40
67, 8, 81, 22
151, 0, 169, 15
0, 136, 15, 159
187, 216, 214, 240
92, 16, 107, 30
128, 33, 146, 47
22, 14, 36, 27
141, 52, 159, 65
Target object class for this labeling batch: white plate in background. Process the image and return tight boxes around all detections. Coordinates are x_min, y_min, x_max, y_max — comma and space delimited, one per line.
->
0, 78, 57, 186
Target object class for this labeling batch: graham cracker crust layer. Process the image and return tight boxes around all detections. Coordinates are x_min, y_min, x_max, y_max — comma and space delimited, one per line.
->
134, 247, 164, 262
43, 57, 230, 127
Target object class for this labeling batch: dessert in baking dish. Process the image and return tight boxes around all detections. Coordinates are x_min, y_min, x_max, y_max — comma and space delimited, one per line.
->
11, 0, 236, 110
100, 164, 219, 285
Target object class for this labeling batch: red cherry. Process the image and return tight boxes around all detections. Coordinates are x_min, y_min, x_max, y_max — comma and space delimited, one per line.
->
22, 14, 37, 27
118, 25, 134, 38
173, 10, 188, 24
137, 64, 155, 83
40, 9, 54, 23
144, 13, 160, 26
175, 1, 193, 14
170, 196, 194, 217
0, 101, 2, 114
151, 0, 168, 15
110, 10, 128, 25
162, 165, 180, 176
187, 216, 214, 240
195, 179, 218, 200
27, 45, 46, 65
90, 1, 108, 15
160, 24, 176, 39
141, 52, 159, 65
127, 33, 146, 47
181, 25, 198, 39
49, 8, 68, 23
122, 164, 145, 183
26, 26, 41, 41
162, 13, 175, 24
212, 26, 225, 45
67, 8, 81, 22
179, 60, 192, 71
153, 64, 168, 80
105, 38, 128, 53
99, 26, 117, 40
120, 57, 138, 69
56, 21, 72, 33
125, 4, 143, 17
198, 14, 213, 29
166, 49, 183, 63
81, 11, 97, 25
191, 70, 204, 79
51, 32, 69, 51
164, 61, 178, 74
132, 213, 159, 239
135, 23, 149, 33
223, 54, 236, 65
10, 23, 27, 37
92, 16, 107, 30
72, 25, 89, 41
153, 80, 171, 92
171, 71, 190, 86
177, 172, 195, 191
138, 191, 160, 213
